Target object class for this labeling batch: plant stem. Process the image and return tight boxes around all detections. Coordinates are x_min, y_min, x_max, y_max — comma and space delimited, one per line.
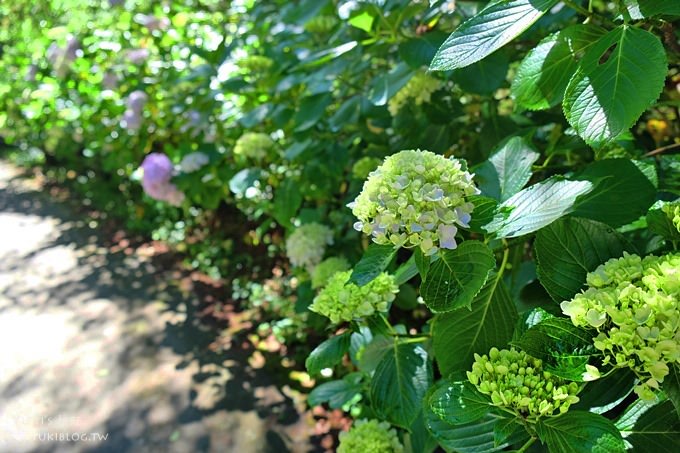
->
643, 142, 680, 157
517, 436, 538, 453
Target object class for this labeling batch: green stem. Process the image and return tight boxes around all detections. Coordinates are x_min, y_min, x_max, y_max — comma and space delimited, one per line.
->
517, 436, 538, 453
563, 0, 591, 18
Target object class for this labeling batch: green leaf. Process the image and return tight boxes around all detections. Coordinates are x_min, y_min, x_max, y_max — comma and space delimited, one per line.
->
329, 96, 361, 132
228, 168, 262, 196
305, 332, 351, 376
512, 25, 605, 110
348, 243, 397, 286
664, 363, 680, 418
399, 31, 449, 69
573, 368, 636, 414
467, 196, 499, 234
616, 399, 680, 451
647, 200, 680, 242
513, 307, 555, 342
513, 317, 597, 381
308, 373, 363, 408
537, 411, 625, 453
627, 0, 680, 18
370, 341, 433, 428
394, 254, 418, 286
476, 136, 540, 202
485, 178, 593, 239
433, 278, 518, 377
535, 217, 634, 302
414, 248, 431, 280
273, 179, 303, 228
369, 62, 412, 106
357, 334, 393, 373
454, 51, 509, 95
563, 26, 667, 146
420, 241, 495, 312
294, 93, 333, 132
423, 382, 512, 453
348, 10, 374, 33
428, 380, 493, 425
404, 411, 438, 453
430, 0, 558, 70
571, 159, 657, 227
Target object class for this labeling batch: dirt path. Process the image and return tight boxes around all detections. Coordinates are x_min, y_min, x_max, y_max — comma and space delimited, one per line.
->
0, 161, 313, 453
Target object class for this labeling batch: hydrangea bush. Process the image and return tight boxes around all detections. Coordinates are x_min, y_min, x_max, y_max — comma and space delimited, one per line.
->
285, 223, 333, 271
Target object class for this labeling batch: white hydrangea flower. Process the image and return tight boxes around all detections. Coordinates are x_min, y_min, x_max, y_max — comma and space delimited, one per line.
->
179, 152, 210, 173
285, 223, 334, 271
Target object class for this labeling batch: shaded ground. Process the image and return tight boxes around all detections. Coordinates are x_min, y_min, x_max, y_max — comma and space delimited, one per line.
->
0, 161, 319, 453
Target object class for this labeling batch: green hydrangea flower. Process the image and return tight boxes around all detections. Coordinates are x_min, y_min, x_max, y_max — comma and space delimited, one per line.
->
351, 156, 382, 180
285, 223, 334, 271
388, 72, 441, 116
311, 257, 350, 289
349, 149, 479, 256
337, 419, 403, 453
467, 347, 580, 418
310, 271, 398, 323
661, 201, 680, 234
233, 132, 275, 163
237, 55, 274, 73
561, 252, 680, 400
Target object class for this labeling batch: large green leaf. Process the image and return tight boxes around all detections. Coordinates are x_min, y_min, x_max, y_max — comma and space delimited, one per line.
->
485, 178, 593, 239
273, 178, 303, 228
512, 25, 605, 110
305, 332, 351, 376
475, 136, 540, 202
647, 200, 680, 243
424, 391, 511, 453
563, 26, 667, 146
430, 0, 558, 70
573, 368, 636, 414
294, 93, 333, 131
513, 317, 600, 382
308, 373, 363, 409
616, 399, 680, 451
370, 341, 433, 428
420, 241, 495, 312
454, 51, 509, 95
664, 363, 680, 418
537, 411, 625, 453
571, 159, 657, 227
348, 243, 397, 286
433, 278, 517, 377
513, 317, 597, 381
428, 380, 493, 425
534, 217, 634, 302
627, 0, 680, 18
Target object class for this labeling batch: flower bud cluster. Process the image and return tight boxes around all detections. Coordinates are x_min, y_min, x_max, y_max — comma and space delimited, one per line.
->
140, 153, 185, 206
311, 257, 350, 289
349, 150, 478, 256
351, 156, 382, 180
285, 223, 334, 271
561, 252, 680, 400
234, 132, 276, 163
305, 15, 338, 34
310, 271, 398, 323
338, 419, 403, 453
238, 55, 274, 73
388, 72, 441, 116
467, 347, 580, 417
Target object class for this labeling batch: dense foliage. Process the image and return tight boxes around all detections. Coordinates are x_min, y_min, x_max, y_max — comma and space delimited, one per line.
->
1, 0, 680, 451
